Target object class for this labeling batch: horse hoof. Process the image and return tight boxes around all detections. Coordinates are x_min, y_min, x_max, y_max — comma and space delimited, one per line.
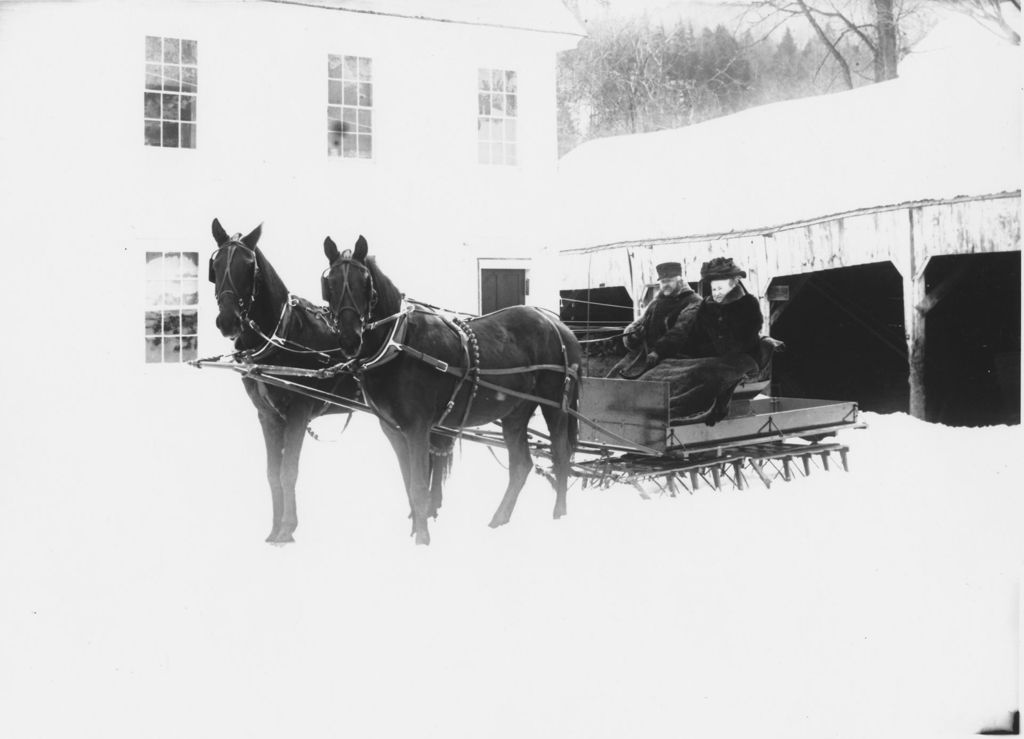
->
414, 531, 431, 546
488, 517, 508, 529
266, 533, 295, 545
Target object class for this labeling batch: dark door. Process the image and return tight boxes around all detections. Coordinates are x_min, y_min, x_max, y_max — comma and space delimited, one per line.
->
481, 268, 526, 314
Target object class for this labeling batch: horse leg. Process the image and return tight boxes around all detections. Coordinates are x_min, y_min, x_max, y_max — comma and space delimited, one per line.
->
268, 402, 311, 544
541, 405, 571, 520
381, 422, 416, 533
488, 405, 535, 528
258, 412, 286, 543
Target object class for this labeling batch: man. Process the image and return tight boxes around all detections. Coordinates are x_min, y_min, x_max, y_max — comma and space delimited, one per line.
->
615, 261, 701, 375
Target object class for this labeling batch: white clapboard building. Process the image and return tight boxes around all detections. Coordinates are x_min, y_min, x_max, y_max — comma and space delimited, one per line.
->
0, 0, 583, 486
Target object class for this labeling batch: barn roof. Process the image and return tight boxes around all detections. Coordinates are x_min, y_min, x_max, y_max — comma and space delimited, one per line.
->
556, 11, 1022, 253
262, 0, 586, 37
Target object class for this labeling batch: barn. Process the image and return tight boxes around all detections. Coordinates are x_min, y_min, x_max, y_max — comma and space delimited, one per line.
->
556, 14, 1021, 427
0, 0, 583, 479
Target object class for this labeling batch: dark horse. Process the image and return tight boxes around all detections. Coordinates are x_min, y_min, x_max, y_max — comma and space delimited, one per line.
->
209, 219, 453, 544
321, 235, 583, 545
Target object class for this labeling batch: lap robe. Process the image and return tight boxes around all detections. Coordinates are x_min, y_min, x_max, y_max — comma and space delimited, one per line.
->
641, 353, 760, 424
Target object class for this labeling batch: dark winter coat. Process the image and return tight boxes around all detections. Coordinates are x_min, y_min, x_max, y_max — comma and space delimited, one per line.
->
664, 285, 763, 360
623, 287, 701, 356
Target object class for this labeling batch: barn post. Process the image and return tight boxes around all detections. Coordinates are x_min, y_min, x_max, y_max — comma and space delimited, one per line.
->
902, 208, 928, 420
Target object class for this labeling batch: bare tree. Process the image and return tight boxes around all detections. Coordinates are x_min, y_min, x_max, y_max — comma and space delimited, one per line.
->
936, 0, 1021, 44
744, 0, 904, 87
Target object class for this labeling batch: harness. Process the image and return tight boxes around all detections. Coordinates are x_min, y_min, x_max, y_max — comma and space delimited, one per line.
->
324, 299, 579, 432
210, 237, 342, 364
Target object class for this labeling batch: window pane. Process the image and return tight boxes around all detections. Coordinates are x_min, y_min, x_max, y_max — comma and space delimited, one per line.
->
162, 121, 179, 147
163, 37, 180, 64
478, 94, 491, 116
505, 118, 517, 141
180, 309, 198, 333
357, 134, 372, 159
343, 56, 357, 79
327, 106, 341, 122
162, 310, 181, 334
505, 70, 517, 94
492, 94, 504, 114
342, 107, 357, 127
163, 337, 182, 362
343, 82, 357, 106
358, 82, 372, 107
162, 94, 179, 121
506, 143, 517, 165
328, 128, 342, 156
506, 94, 517, 117
181, 39, 197, 65
492, 69, 504, 92
342, 132, 357, 157
163, 65, 180, 92
180, 336, 198, 362
145, 64, 162, 90
146, 36, 162, 62
180, 123, 196, 148
145, 311, 161, 335
328, 80, 342, 105
144, 92, 161, 119
357, 108, 371, 134
328, 54, 344, 78
181, 66, 197, 93
491, 142, 504, 164
182, 252, 199, 276
478, 69, 491, 91
145, 337, 163, 363
357, 56, 372, 81
180, 95, 195, 121
145, 121, 161, 146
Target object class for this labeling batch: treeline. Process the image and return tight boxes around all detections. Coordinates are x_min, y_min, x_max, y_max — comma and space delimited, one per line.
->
557, 20, 874, 154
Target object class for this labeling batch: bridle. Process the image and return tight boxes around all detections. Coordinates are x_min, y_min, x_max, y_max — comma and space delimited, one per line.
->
321, 255, 378, 358
209, 236, 261, 324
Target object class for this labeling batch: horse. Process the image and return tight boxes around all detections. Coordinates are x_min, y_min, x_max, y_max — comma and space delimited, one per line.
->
320, 234, 583, 545
208, 219, 454, 543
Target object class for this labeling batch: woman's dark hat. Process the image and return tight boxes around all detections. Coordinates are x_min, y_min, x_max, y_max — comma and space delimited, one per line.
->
655, 262, 682, 279
700, 257, 746, 280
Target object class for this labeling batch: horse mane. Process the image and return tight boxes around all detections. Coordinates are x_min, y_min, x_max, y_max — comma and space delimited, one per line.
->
364, 255, 403, 317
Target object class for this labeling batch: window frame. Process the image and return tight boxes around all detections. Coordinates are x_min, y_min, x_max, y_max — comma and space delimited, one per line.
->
145, 251, 200, 364
327, 53, 374, 160
477, 67, 519, 166
144, 35, 198, 149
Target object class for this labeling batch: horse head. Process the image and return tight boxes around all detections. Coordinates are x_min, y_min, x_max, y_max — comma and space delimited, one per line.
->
322, 234, 376, 358
209, 218, 263, 340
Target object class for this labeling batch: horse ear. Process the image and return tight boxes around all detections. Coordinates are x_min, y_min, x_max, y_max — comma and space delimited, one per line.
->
353, 235, 368, 262
212, 218, 229, 246
324, 236, 340, 263
242, 223, 262, 250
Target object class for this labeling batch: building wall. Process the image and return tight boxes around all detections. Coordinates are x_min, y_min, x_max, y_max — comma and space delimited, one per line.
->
0, 0, 577, 480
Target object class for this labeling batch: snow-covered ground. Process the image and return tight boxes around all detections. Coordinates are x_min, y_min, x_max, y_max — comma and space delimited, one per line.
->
1, 399, 1020, 739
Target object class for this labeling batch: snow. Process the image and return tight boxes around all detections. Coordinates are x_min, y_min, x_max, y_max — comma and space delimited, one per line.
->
556, 11, 1022, 252
1, 399, 1021, 738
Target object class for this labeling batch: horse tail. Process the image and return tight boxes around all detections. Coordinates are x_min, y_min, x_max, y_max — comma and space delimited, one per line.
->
428, 432, 456, 487
557, 320, 583, 454
567, 371, 580, 453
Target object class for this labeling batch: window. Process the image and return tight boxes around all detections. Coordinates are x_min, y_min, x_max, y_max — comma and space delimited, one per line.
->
145, 252, 199, 363
144, 36, 197, 148
328, 55, 373, 158
477, 68, 517, 165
